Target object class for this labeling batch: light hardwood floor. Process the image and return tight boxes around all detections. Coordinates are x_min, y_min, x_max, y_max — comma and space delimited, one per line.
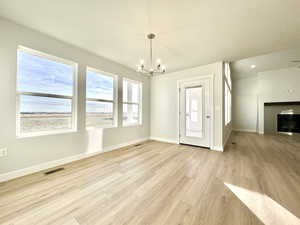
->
0, 132, 300, 225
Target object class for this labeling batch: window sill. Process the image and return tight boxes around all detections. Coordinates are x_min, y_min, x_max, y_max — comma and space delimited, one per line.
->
17, 129, 77, 139
123, 123, 143, 128
86, 125, 117, 130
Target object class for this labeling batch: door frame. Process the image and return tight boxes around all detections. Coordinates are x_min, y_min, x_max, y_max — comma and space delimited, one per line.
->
177, 74, 214, 148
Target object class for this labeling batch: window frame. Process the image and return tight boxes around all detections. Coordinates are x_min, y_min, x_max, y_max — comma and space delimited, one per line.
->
85, 66, 118, 129
122, 78, 143, 127
16, 46, 78, 138
224, 62, 232, 125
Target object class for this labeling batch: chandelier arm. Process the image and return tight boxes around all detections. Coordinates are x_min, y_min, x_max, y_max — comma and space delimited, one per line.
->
140, 68, 152, 77
141, 68, 150, 73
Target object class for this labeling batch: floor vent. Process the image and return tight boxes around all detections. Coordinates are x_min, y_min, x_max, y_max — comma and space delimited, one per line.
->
44, 167, 64, 175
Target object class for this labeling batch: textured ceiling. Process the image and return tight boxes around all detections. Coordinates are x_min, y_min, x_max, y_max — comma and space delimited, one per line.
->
0, 0, 300, 73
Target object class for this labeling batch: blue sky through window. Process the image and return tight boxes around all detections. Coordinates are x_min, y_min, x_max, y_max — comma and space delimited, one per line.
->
18, 51, 74, 96
86, 70, 114, 113
86, 70, 113, 100
18, 50, 113, 113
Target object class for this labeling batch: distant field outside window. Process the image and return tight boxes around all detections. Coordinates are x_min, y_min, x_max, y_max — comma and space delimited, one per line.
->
17, 46, 77, 136
123, 78, 142, 126
86, 68, 117, 128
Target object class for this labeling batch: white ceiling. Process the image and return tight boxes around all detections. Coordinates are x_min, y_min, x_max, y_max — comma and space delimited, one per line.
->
0, 0, 300, 73
231, 47, 300, 79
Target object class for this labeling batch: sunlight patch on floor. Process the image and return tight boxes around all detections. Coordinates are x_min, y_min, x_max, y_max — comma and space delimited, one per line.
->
224, 182, 300, 225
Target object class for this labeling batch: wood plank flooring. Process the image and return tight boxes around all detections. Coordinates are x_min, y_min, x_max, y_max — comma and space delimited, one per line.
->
0, 132, 300, 225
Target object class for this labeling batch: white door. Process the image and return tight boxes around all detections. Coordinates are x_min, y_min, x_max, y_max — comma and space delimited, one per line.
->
179, 78, 211, 148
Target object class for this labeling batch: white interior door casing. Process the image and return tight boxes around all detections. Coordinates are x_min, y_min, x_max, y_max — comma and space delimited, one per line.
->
179, 78, 212, 148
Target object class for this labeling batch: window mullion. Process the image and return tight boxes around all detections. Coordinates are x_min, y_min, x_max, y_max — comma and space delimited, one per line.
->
86, 98, 113, 103
123, 102, 139, 105
18, 91, 73, 99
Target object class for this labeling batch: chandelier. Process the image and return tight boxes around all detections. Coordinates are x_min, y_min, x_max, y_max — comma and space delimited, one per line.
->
137, 33, 166, 76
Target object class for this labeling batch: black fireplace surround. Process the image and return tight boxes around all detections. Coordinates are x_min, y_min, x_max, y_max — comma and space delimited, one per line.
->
277, 114, 300, 133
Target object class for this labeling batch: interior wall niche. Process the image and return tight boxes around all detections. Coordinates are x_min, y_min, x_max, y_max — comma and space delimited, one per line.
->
264, 102, 300, 134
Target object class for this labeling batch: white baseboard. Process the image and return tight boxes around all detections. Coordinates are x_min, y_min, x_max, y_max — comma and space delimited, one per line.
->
150, 136, 224, 152
149, 136, 179, 144
234, 129, 257, 133
0, 137, 149, 183
103, 137, 149, 152
211, 146, 224, 152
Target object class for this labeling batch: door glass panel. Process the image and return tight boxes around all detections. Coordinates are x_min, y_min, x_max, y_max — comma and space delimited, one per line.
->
185, 86, 203, 138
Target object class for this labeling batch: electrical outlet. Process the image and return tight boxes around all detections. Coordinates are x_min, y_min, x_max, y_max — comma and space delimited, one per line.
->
0, 148, 7, 157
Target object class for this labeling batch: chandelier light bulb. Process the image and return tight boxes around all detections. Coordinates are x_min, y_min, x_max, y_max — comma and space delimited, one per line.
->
156, 58, 161, 65
161, 65, 166, 72
140, 59, 145, 65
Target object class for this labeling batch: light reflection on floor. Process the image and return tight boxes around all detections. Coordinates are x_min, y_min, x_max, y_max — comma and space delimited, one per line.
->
224, 182, 300, 225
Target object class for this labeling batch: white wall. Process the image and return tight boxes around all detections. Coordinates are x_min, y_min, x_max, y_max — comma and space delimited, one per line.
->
150, 62, 224, 150
232, 67, 300, 133
258, 67, 300, 133
232, 76, 258, 132
0, 18, 150, 174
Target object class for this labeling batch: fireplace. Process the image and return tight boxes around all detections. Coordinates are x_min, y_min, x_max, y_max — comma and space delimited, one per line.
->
264, 102, 300, 134
277, 114, 300, 133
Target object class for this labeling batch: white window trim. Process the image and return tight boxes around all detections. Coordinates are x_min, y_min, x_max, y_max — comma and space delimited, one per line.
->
224, 62, 232, 90
122, 78, 143, 127
16, 46, 78, 138
224, 62, 232, 125
225, 84, 232, 126
85, 66, 118, 129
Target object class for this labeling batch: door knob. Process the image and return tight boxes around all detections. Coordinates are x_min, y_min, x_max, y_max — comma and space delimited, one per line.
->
206, 115, 210, 119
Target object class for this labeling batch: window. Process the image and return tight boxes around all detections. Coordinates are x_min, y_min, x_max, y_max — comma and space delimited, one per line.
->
224, 62, 232, 125
17, 46, 77, 137
225, 84, 231, 124
123, 78, 142, 126
86, 67, 118, 128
